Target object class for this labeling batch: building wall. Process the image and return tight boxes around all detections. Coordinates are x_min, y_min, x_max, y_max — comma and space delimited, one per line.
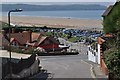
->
39, 44, 59, 49
88, 46, 97, 63
97, 44, 100, 64
88, 50, 96, 63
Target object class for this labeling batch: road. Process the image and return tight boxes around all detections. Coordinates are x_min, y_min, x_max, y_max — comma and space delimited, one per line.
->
39, 54, 92, 78
38, 38, 93, 78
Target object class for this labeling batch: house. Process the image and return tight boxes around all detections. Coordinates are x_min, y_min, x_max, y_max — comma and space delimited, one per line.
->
26, 35, 60, 51
1, 29, 63, 52
10, 31, 32, 46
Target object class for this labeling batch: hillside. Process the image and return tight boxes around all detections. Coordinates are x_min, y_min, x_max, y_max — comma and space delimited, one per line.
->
1, 4, 107, 12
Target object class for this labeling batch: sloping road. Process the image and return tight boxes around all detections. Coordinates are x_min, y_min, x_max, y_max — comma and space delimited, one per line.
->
39, 54, 93, 78
39, 38, 93, 78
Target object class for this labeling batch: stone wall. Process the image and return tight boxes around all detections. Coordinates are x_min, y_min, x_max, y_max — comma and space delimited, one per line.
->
2, 53, 40, 79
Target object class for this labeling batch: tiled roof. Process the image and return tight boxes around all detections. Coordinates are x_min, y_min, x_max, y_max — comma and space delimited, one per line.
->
27, 36, 59, 47
10, 33, 26, 45
22, 31, 31, 43
1, 31, 59, 48
0, 33, 9, 47
32, 33, 41, 41
37, 36, 47, 46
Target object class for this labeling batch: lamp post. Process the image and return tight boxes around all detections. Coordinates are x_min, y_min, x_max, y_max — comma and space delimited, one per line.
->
8, 9, 22, 79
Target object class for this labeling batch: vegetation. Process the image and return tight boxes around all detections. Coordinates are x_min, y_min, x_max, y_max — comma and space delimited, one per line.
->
103, 2, 120, 34
103, 2, 120, 79
68, 36, 80, 42
104, 50, 120, 79
0, 21, 9, 30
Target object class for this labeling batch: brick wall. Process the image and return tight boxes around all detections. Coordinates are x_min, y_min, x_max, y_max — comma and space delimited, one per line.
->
98, 37, 109, 76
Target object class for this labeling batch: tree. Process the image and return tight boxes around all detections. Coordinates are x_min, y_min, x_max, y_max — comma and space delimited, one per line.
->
103, 2, 120, 34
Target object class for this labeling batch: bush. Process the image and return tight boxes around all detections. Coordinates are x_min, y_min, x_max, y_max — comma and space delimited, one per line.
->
7, 46, 24, 53
105, 50, 120, 79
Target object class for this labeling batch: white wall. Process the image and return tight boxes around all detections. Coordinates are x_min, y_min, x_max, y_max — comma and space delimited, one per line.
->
88, 46, 97, 63
97, 44, 100, 64
88, 50, 96, 63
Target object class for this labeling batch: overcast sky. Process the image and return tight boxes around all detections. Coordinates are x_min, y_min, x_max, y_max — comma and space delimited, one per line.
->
1, 0, 116, 2
1, 0, 116, 7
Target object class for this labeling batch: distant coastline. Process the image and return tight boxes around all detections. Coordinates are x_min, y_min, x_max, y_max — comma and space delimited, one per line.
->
1, 4, 107, 12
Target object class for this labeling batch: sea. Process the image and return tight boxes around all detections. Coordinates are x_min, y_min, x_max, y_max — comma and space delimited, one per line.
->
1, 10, 105, 20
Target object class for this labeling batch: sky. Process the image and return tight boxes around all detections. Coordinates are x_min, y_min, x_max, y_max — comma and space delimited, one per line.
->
1, 0, 116, 7
1, 0, 116, 2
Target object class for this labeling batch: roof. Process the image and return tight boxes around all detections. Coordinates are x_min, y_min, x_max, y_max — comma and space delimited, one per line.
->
102, 5, 113, 17
37, 36, 47, 46
27, 36, 59, 47
10, 33, 26, 45
102, 2, 120, 17
0, 33, 9, 47
5, 31, 31, 45
31, 33, 43, 42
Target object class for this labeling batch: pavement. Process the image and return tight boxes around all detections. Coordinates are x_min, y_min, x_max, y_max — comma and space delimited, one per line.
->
83, 60, 108, 79
0, 50, 31, 59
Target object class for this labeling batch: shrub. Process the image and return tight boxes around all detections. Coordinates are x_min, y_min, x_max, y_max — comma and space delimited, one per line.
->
105, 50, 120, 79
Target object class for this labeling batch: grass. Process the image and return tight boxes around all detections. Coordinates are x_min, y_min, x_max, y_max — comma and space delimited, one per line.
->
68, 36, 80, 42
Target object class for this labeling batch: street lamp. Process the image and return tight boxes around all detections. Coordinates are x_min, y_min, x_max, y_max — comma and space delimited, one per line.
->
8, 9, 22, 78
